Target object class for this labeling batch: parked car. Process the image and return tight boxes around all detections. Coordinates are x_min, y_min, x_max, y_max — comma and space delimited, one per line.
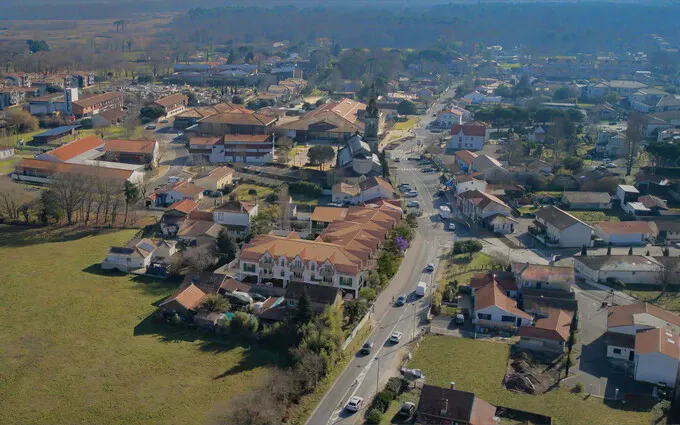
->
425, 263, 435, 272
606, 162, 617, 168
360, 341, 374, 355
455, 314, 465, 324
422, 167, 434, 173
404, 191, 419, 198
448, 223, 456, 231
407, 201, 420, 208
159, 119, 169, 124
398, 402, 416, 418
145, 124, 156, 130
389, 331, 403, 343
327, 202, 343, 207
396, 295, 407, 306
345, 396, 364, 412
250, 293, 266, 302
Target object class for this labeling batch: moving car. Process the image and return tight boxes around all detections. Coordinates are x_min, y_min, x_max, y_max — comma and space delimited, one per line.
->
407, 201, 420, 208
425, 263, 435, 272
145, 124, 156, 130
396, 295, 406, 306
404, 191, 419, 198
360, 341, 374, 355
389, 331, 403, 343
415, 281, 427, 297
398, 402, 416, 418
345, 396, 364, 412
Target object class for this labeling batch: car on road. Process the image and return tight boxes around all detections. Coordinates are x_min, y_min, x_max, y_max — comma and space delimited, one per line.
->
422, 167, 434, 173
360, 341, 374, 355
145, 124, 156, 130
327, 202, 343, 207
159, 119, 169, 124
404, 191, 418, 198
396, 295, 407, 306
389, 331, 403, 343
394, 157, 401, 162
455, 314, 465, 324
606, 162, 617, 168
398, 402, 416, 418
167, 176, 180, 183
425, 263, 434, 272
399, 185, 412, 193
448, 223, 456, 231
407, 201, 420, 208
345, 396, 364, 412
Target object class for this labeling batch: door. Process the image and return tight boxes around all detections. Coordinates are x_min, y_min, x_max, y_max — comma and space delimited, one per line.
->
536, 282, 542, 289
516, 317, 522, 326
629, 351, 635, 361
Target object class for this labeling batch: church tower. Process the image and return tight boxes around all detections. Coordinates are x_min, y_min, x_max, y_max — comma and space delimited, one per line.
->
364, 83, 379, 148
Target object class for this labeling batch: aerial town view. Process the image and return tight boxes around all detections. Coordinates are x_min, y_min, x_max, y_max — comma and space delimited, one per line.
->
3, 1, 680, 424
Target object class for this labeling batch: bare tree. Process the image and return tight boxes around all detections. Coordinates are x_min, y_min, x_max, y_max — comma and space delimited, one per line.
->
0, 178, 31, 221
277, 184, 291, 230
183, 245, 217, 272
625, 112, 645, 176
51, 172, 90, 225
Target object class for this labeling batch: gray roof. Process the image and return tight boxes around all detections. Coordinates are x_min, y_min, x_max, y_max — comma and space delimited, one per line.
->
563, 191, 611, 205
606, 80, 647, 89
285, 281, 340, 305
535, 206, 588, 230
656, 95, 680, 108
654, 219, 680, 233
575, 255, 660, 271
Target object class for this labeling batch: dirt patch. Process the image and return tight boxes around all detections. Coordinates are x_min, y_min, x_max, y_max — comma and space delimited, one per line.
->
502, 349, 563, 395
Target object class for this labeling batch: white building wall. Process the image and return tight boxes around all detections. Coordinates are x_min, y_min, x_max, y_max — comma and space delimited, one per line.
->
635, 352, 679, 387
473, 304, 532, 326
214, 211, 250, 227
598, 269, 661, 285
607, 344, 635, 360
361, 185, 393, 202
558, 223, 593, 248
455, 179, 487, 195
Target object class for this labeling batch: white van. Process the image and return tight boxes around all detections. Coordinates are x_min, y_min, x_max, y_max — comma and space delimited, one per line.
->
415, 281, 427, 297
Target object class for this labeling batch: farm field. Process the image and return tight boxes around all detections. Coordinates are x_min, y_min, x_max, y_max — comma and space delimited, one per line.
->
0, 228, 277, 425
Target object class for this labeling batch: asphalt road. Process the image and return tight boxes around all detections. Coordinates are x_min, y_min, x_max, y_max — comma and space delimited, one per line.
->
306, 118, 454, 425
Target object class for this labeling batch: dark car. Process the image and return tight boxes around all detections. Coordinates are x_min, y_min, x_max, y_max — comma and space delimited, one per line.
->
360, 341, 374, 355
398, 402, 416, 418
396, 295, 407, 306
250, 293, 266, 302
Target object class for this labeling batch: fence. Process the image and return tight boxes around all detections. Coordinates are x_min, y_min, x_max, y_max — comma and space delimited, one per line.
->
341, 312, 370, 351
495, 406, 553, 425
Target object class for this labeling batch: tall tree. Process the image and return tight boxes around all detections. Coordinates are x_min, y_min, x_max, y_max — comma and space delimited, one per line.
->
123, 181, 139, 225
625, 112, 644, 176
51, 172, 89, 225
217, 228, 238, 263
294, 290, 313, 327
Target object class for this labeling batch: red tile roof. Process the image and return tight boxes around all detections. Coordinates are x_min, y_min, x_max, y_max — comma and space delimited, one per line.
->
42, 135, 104, 161
451, 123, 487, 137
72, 91, 122, 108
474, 282, 532, 319
454, 150, 478, 165
15, 158, 134, 181
519, 308, 574, 342
635, 327, 680, 359
153, 93, 188, 108
595, 221, 653, 235
607, 303, 680, 329
167, 199, 199, 215
103, 139, 156, 154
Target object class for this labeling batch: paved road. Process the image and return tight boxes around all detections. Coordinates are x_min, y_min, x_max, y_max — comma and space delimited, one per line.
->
150, 126, 189, 187
307, 119, 453, 425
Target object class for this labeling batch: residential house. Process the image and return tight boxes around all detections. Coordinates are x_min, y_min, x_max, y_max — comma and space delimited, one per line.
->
193, 109, 277, 136
453, 150, 478, 171
173, 103, 241, 130
471, 279, 532, 331
519, 308, 574, 353
640, 113, 674, 138
655, 94, 680, 113
433, 107, 471, 128
91, 109, 126, 128
652, 219, 680, 243
177, 210, 224, 247
415, 384, 497, 425
531, 206, 593, 248
594, 221, 655, 245
634, 327, 680, 387
617, 184, 640, 207
148, 181, 204, 208
562, 191, 612, 210
447, 123, 488, 151
629, 89, 667, 113
331, 177, 395, 205
13, 158, 143, 185
527, 125, 549, 143
454, 173, 488, 196
193, 166, 234, 191
72, 91, 124, 118
102, 139, 159, 166
0, 86, 40, 110
160, 199, 199, 236
596, 130, 626, 157
512, 263, 575, 293
336, 133, 382, 176
590, 102, 618, 121
638, 195, 668, 213
470, 270, 518, 298
586, 80, 648, 100
102, 239, 177, 272
574, 255, 664, 285
456, 190, 513, 233
284, 281, 342, 313
158, 283, 208, 317
152, 93, 189, 117
310, 206, 349, 232
471, 154, 503, 174
213, 200, 258, 236
0, 147, 15, 160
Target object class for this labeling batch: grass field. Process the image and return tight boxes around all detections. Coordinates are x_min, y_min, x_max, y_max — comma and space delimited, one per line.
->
393, 117, 420, 131
379, 388, 421, 425
441, 252, 495, 287
625, 285, 680, 313
409, 336, 650, 425
0, 229, 277, 425
231, 183, 274, 202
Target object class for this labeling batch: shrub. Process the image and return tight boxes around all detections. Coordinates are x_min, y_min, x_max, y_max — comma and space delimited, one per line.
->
453, 240, 483, 256
374, 389, 396, 412
247, 188, 258, 196
359, 287, 377, 302
385, 377, 407, 395
570, 382, 584, 393
365, 408, 383, 424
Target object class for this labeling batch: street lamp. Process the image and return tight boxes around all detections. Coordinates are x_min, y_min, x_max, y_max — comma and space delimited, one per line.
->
375, 356, 380, 395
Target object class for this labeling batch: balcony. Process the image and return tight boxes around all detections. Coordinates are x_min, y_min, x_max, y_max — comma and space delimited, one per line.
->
528, 226, 560, 247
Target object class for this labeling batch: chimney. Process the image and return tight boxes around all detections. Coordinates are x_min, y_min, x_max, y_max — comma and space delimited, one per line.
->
440, 398, 448, 416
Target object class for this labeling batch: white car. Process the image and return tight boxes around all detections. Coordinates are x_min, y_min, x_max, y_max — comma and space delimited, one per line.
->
407, 201, 420, 208
390, 331, 403, 343
606, 162, 617, 168
345, 396, 363, 412
404, 191, 418, 198
448, 223, 456, 231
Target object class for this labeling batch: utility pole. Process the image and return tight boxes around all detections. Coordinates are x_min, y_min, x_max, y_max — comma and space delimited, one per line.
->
375, 356, 380, 395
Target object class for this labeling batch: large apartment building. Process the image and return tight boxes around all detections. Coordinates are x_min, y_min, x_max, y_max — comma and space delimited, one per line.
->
239, 202, 402, 297
189, 134, 275, 164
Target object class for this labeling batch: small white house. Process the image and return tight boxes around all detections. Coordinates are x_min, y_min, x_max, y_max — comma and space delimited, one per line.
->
213, 200, 258, 235
634, 328, 680, 387
616, 184, 640, 207
532, 206, 593, 248
454, 174, 488, 195
448, 123, 488, 151
472, 281, 533, 331
594, 221, 655, 245
102, 239, 177, 272
574, 255, 663, 285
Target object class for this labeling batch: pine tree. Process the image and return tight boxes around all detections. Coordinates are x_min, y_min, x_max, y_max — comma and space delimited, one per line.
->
294, 290, 313, 327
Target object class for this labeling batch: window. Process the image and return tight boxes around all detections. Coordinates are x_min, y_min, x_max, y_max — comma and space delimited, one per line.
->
477, 313, 492, 320
280, 270, 285, 277
612, 348, 622, 355
501, 315, 515, 323
243, 263, 256, 273
339, 276, 353, 287
311, 264, 316, 271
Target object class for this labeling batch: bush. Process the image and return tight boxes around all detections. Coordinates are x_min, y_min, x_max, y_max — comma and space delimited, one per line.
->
570, 382, 583, 393
372, 390, 395, 413
359, 287, 377, 302
289, 181, 322, 197
453, 240, 483, 256
229, 311, 259, 338
365, 408, 383, 424
385, 377, 408, 395
247, 188, 258, 196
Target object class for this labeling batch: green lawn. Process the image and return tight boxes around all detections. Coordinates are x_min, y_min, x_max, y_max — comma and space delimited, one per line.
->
291, 194, 319, 206
441, 252, 495, 286
625, 285, 680, 313
569, 211, 620, 223
393, 117, 420, 131
0, 229, 277, 425
380, 388, 421, 425
517, 205, 540, 216
231, 183, 274, 202
500, 63, 521, 70
408, 336, 650, 425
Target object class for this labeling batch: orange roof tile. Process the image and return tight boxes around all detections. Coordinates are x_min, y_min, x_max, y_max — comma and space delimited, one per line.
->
635, 327, 680, 358
475, 282, 532, 319
153, 93, 188, 108
103, 139, 156, 154
42, 135, 104, 161
595, 221, 653, 235
15, 158, 134, 181
167, 199, 199, 215
159, 283, 207, 311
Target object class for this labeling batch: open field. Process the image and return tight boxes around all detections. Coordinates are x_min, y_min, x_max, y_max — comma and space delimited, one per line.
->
569, 210, 620, 223
393, 117, 420, 131
0, 228, 277, 425
408, 336, 650, 425
625, 284, 680, 312
230, 183, 274, 202
441, 252, 495, 287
